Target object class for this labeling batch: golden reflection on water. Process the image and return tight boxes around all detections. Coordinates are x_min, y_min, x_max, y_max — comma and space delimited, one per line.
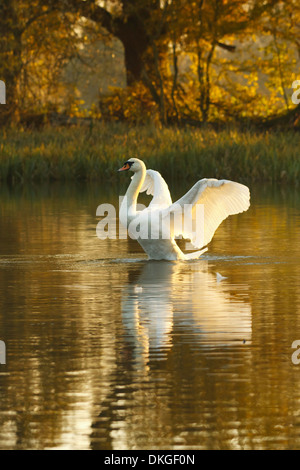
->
121, 261, 251, 362
0, 183, 299, 449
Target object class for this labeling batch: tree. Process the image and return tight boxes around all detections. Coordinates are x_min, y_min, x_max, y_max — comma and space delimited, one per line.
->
40, 0, 166, 86
1, 0, 299, 125
0, 0, 83, 122
0, 1, 24, 120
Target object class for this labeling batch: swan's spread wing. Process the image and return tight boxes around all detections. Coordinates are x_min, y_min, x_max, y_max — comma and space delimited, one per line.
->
163, 178, 250, 248
140, 170, 172, 208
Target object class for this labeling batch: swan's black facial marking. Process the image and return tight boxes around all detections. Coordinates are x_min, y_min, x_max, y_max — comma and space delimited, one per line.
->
118, 160, 134, 171
124, 161, 134, 168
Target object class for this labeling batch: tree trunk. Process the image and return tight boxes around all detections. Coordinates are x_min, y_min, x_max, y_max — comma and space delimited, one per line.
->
123, 39, 147, 86
117, 17, 150, 86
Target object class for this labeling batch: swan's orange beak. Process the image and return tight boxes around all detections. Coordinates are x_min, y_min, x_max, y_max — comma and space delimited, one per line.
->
118, 163, 130, 171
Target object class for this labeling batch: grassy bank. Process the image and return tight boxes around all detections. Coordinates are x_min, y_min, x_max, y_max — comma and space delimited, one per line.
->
0, 123, 299, 184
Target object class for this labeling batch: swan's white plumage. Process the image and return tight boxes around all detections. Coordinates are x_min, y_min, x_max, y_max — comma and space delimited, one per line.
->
120, 158, 250, 260
164, 178, 250, 248
135, 169, 172, 208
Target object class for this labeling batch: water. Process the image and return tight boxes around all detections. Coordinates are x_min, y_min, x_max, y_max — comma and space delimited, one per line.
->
0, 181, 299, 450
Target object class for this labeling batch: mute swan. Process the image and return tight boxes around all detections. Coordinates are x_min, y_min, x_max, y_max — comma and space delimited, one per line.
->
118, 158, 250, 260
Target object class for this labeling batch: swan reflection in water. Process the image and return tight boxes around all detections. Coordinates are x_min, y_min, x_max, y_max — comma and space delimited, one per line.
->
121, 261, 252, 362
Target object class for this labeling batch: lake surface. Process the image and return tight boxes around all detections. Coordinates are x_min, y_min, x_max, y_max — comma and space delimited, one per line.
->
0, 180, 299, 450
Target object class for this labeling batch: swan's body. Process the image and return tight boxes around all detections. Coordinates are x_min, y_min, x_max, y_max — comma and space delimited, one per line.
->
118, 158, 250, 260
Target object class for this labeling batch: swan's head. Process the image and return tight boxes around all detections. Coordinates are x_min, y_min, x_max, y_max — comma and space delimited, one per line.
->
118, 158, 145, 173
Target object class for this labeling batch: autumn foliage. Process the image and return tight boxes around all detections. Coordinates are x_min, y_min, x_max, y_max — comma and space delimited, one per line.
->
0, 0, 300, 126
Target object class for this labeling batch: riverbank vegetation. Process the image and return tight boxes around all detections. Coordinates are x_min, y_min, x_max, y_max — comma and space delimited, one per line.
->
1, 2, 300, 186
0, 124, 299, 184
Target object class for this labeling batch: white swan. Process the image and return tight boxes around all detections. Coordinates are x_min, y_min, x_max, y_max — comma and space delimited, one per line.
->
118, 158, 250, 260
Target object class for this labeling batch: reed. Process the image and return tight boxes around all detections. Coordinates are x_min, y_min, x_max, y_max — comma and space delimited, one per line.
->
0, 123, 299, 184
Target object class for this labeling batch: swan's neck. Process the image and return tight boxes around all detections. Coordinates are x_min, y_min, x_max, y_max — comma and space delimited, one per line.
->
120, 165, 146, 222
